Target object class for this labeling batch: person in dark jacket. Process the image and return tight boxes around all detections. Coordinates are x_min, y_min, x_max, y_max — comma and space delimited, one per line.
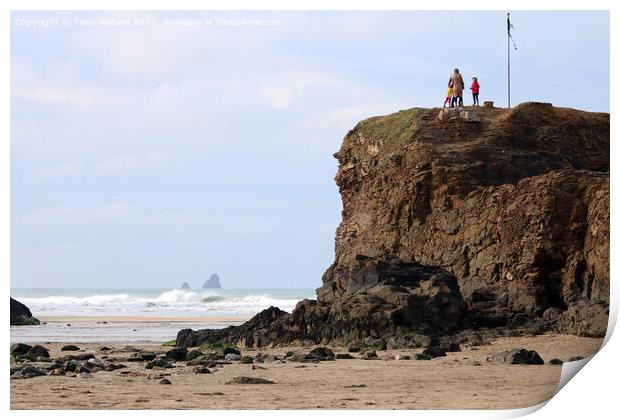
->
450, 68, 464, 107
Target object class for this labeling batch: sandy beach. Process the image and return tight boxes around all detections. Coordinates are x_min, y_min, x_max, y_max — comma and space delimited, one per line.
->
10, 331, 603, 410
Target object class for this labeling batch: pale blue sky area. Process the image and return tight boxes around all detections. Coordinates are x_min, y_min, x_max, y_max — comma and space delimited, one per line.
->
11, 11, 609, 288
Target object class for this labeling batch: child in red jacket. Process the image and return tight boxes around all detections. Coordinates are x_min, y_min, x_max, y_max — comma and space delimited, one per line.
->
471, 77, 480, 106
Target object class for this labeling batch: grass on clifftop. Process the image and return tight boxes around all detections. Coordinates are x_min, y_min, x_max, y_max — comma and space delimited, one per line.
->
347, 108, 421, 154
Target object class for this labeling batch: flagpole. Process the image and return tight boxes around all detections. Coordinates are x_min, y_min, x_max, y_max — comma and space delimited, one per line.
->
507, 12, 511, 108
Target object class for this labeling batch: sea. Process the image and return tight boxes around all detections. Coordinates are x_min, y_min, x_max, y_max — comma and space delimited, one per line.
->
10, 288, 315, 343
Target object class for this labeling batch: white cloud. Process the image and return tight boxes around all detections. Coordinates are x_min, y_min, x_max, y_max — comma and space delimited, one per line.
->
93, 153, 168, 176
14, 86, 102, 106
300, 101, 410, 132
93, 202, 141, 221
261, 86, 295, 108
19, 202, 225, 229
144, 210, 226, 227
27, 153, 169, 182
21, 202, 141, 226
30, 162, 84, 181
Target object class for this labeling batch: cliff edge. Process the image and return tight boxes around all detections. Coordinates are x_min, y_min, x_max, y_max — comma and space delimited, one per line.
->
178, 102, 609, 348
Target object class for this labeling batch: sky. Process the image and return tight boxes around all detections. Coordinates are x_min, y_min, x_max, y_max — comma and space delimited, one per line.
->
10, 10, 610, 289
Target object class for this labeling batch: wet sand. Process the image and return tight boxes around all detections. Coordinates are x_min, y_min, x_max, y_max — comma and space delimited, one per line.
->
11, 316, 250, 344
10, 333, 603, 410
38, 315, 250, 324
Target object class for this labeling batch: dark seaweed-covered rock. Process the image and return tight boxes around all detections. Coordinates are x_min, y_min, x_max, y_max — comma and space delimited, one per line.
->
222, 347, 241, 356
61, 345, 80, 351
226, 376, 275, 385
422, 347, 447, 358
308, 347, 335, 361
11, 343, 32, 355
165, 347, 187, 361
177, 306, 289, 348
193, 366, 212, 374
362, 350, 378, 359
335, 353, 355, 359
63, 360, 80, 372
105, 363, 127, 371
145, 359, 175, 369
27, 345, 50, 359
128, 351, 156, 362
486, 348, 544, 365
59, 353, 95, 362
186, 349, 203, 361
10, 298, 40, 325
13, 364, 47, 379
75, 366, 91, 374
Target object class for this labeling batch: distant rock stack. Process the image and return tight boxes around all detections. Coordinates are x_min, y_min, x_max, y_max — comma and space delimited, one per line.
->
10, 298, 40, 325
180, 282, 191, 290
203, 273, 222, 289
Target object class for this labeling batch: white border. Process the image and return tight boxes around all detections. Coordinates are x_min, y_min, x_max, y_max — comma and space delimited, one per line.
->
3, 1, 616, 419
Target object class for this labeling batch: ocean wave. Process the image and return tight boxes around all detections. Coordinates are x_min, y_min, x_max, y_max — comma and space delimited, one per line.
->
201, 295, 226, 303
14, 289, 306, 316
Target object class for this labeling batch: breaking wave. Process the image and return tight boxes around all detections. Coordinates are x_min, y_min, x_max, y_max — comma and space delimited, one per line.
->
14, 288, 309, 317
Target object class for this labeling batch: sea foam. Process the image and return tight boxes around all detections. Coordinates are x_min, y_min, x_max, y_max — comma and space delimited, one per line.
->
13, 288, 309, 317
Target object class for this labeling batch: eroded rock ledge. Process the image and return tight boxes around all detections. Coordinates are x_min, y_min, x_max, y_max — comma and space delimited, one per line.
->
178, 103, 609, 348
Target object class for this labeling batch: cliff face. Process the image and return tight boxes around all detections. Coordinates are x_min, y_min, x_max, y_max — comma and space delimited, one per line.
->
177, 103, 609, 348
318, 103, 609, 336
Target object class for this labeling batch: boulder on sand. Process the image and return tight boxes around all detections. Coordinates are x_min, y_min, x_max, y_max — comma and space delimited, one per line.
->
225, 353, 241, 362
11, 343, 32, 356
10, 298, 40, 325
165, 347, 188, 361
486, 349, 544, 365
226, 376, 275, 385
422, 347, 447, 358
308, 347, 335, 361
145, 359, 175, 369
12, 365, 47, 379
27, 345, 50, 359
61, 345, 80, 351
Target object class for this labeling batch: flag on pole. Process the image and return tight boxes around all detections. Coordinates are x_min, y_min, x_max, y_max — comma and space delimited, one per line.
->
508, 14, 517, 50
507, 13, 515, 108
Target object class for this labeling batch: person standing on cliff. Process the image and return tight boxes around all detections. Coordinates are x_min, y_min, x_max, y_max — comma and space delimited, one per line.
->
471, 77, 480, 106
449, 68, 464, 107
444, 82, 454, 107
